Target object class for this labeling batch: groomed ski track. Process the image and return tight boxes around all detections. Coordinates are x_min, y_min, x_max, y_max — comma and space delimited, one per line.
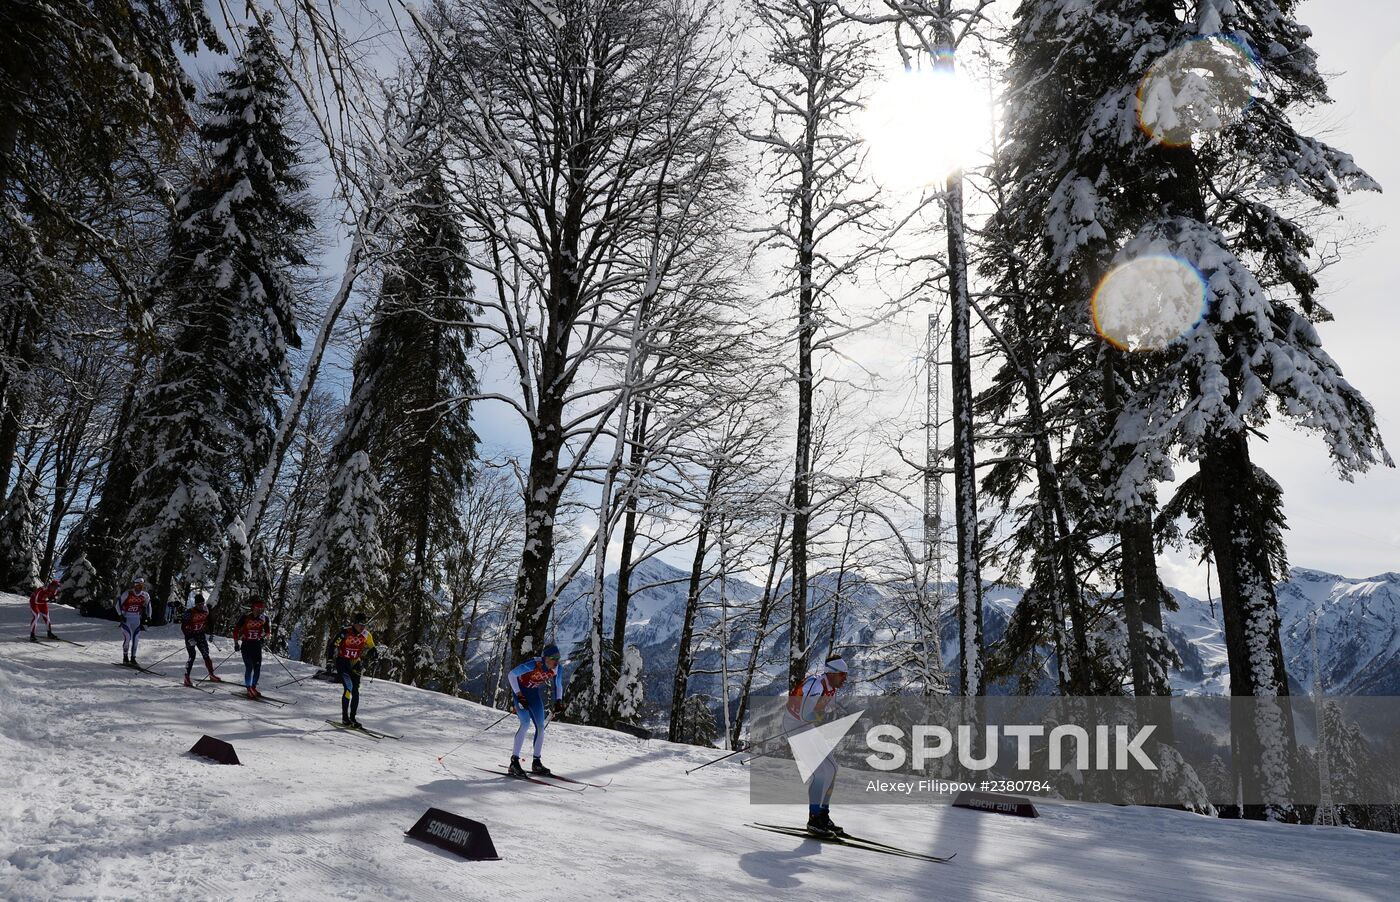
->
1, 597, 1395, 901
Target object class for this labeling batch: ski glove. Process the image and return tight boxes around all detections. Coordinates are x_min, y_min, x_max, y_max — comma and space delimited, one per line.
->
516, 693, 528, 708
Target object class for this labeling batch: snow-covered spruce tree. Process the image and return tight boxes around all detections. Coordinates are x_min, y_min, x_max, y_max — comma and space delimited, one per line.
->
124, 26, 312, 622
0, 0, 222, 498
296, 450, 387, 664
326, 164, 476, 687
59, 551, 98, 615
0, 468, 40, 592
998, 0, 1389, 818
675, 695, 721, 748
745, 0, 880, 689
612, 644, 646, 724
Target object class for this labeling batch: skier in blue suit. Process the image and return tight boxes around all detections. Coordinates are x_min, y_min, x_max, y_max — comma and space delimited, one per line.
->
507, 643, 565, 777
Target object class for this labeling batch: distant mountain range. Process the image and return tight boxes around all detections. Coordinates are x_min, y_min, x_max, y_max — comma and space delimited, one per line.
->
543, 560, 1400, 711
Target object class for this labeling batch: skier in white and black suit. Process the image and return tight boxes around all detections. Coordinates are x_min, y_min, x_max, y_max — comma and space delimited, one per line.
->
116, 577, 152, 665
784, 655, 850, 836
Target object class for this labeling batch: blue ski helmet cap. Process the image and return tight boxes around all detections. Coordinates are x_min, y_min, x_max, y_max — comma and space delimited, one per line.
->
543, 643, 561, 660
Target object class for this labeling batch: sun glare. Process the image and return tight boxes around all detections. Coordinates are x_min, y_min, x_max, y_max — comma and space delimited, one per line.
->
862, 67, 991, 191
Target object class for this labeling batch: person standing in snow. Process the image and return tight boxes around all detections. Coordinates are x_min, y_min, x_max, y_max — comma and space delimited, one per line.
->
507, 644, 565, 777
181, 594, 223, 687
116, 577, 151, 665
784, 654, 850, 836
232, 598, 271, 699
28, 577, 60, 641
332, 612, 377, 726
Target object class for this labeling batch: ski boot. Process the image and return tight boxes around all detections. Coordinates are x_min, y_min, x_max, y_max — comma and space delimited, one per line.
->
122, 653, 129, 664
184, 674, 194, 688
246, 687, 257, 699
29, 634, 38, 643
349, 718, 361, 728
507, 756, 527, 778
250, 686, 261, 699
341, 714, 353, 726
129, 658, 139, 669
531, 758, 553, 776
46, 631, 57, 640
205, 665, 222, 682
806, 810, 843, 837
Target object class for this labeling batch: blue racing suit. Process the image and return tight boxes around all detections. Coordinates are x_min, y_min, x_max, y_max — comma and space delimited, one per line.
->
508, 657, 564, 759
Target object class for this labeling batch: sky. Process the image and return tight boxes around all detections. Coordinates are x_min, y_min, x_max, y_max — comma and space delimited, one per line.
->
206, 0, 1400, 601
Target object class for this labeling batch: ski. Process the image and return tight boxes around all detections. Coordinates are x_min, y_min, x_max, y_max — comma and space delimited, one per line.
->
472, 766, 587, 792
325, 719, 381, 741
224, 687, 294, 706
110, 662, 166, 677
746, 824, 955, 863
233, 691, 287, 708
534, 772, 611, 789
9, 636, 86, 647
323, 720, 400, 740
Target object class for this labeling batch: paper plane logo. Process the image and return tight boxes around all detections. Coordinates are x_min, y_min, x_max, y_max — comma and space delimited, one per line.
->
787, 711, 864, 783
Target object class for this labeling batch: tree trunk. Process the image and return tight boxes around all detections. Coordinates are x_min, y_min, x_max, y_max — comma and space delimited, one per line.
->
945, 176, 983, 696
69, 356, 144, 603
669, 470, 717, 742
610, 400, 651, 663
1199, 426, 1296, 820
731, 510, 789, 749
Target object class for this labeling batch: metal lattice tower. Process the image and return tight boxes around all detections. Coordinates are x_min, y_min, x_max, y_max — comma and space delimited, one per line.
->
1312, 610, 1340, 826
921, 312, 948, 691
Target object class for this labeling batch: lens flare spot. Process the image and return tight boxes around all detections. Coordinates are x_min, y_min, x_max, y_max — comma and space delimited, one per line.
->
862, 67, 990, 190
1092, 256, 1207, 352
1137, 35, 1261, 147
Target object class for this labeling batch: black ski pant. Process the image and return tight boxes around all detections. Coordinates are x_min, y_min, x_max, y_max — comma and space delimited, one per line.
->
337, 659, 362, 720
184, 634, 212, 675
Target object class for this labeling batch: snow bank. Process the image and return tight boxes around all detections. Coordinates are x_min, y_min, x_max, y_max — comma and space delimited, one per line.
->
1, 597, 1394, 901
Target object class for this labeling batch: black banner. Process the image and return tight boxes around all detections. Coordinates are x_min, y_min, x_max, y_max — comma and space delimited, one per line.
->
405, 808, 500, 861
189, 735, 240, 765
953, 790, 1040, 818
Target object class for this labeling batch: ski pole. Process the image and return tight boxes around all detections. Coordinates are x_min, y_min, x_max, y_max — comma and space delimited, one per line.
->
146, 638, 194, 670
267, 648, 300, 682
200, 645, 239, 682
684, 723, 807, 775
273, 671, 318, 690
437, 709, 510, 765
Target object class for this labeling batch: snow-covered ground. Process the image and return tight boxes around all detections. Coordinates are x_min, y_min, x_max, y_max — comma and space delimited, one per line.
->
2, 596, 1395, 902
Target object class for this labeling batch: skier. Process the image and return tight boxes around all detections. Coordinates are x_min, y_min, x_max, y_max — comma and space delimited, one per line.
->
28, 577, 60, 641
116, 577, 151, 665
784, 654, 850, 836
332, 612, 377, 726
181, 594, 223, 687
232, 598, 271, 699
506, 643, 565, 777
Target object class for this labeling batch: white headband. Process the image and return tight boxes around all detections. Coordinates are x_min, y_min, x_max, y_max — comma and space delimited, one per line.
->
824, 657, 848, 674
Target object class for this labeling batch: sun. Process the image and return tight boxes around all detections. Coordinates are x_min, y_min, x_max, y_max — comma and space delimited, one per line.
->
862, 67, 991, 191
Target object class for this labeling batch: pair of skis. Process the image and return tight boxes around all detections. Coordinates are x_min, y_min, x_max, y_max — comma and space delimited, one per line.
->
111, 660, 165, 677
9, 635, 85, 647
747, 823, 955, 863
472, 765, 610, 792
325, 720, 402, 741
